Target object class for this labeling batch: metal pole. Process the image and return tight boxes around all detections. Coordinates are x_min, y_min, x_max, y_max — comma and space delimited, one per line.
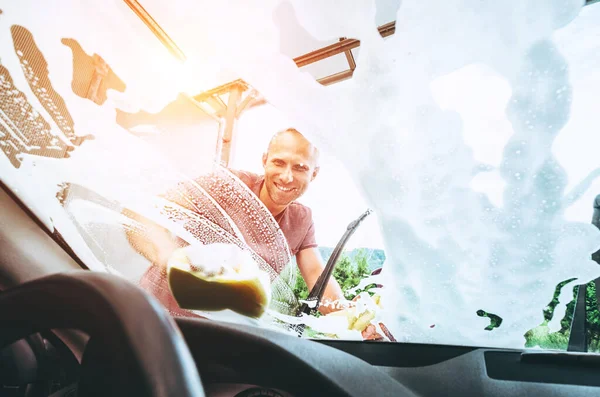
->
293, 22, 396, 68
182, 94, 222, 122
86, 54, 109, 104
341, 38, 357, 71
567, 284, 588, 352
220, 85, 242, 167
317, 70, 354, 86
214, 120, 225, 165
122, 0, 186, 61
235, 89, 259, 118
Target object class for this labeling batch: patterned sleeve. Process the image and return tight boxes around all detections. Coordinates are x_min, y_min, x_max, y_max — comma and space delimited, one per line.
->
227, 169, 256, 188
161, 169, 253, 211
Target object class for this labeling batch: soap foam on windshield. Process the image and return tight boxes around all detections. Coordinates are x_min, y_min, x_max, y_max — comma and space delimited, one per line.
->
1, 0, 600, 348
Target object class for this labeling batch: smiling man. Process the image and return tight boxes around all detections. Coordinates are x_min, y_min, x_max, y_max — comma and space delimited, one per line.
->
230, 128, 345, 312
127, 128, 345, 316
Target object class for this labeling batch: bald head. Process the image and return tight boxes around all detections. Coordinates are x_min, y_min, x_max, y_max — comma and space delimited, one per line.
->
260, 128, 320, 211
265, 128, 319, 168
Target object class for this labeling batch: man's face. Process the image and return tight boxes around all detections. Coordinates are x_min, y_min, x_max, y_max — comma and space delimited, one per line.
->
262, 132, 319, 207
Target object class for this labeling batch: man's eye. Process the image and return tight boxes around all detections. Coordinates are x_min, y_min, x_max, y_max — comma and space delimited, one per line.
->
294, 166, 309, 172
273, 160, 284, 166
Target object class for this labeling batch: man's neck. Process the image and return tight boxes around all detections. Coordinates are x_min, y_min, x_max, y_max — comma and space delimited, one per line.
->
259, 184, 287, 217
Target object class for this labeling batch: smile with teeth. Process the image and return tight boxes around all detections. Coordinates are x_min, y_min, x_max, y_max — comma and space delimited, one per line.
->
274, 183, 295, 192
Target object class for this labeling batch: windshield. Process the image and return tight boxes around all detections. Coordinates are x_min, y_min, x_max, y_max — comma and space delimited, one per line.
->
1, 0, 600, 350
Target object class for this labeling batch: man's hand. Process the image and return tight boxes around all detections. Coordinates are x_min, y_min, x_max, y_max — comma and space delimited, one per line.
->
295, 247, 346, 315
123, 209, 181, 270
325, 293, 394, 341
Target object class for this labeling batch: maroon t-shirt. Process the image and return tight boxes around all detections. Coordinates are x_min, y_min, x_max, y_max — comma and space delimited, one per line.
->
138, 168, 317, 317
230, 169, 318, 256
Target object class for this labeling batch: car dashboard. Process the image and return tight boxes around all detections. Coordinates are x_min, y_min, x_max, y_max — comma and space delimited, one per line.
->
206, 383, 293, 397
176, 317, 600, 397
3, 315, 600, 396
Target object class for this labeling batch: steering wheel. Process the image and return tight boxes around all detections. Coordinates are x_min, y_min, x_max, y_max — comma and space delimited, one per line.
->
0, 271, 205, 396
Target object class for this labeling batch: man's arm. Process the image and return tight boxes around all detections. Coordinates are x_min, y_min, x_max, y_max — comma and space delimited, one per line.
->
296, 247, 345, 315
123, 209, 181, 270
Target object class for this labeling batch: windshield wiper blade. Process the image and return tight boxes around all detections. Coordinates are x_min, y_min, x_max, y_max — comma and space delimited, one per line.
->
293, 209, 373, 336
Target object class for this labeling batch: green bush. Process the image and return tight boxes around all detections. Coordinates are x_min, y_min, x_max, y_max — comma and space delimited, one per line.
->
518, 280, 600, 351
293, 249, 373, 302
292, 247, 600, 351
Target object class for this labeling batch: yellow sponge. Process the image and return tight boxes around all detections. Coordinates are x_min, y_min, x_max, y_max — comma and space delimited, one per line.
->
167, 244, 271, 319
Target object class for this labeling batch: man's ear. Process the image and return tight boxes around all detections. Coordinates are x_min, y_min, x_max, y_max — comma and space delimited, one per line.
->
262, 153, 268, 168
311, 166, 320, 181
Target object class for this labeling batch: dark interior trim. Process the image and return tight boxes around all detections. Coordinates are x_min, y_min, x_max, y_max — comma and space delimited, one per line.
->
0, 179, 87, 271
316, 339, 477, 367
